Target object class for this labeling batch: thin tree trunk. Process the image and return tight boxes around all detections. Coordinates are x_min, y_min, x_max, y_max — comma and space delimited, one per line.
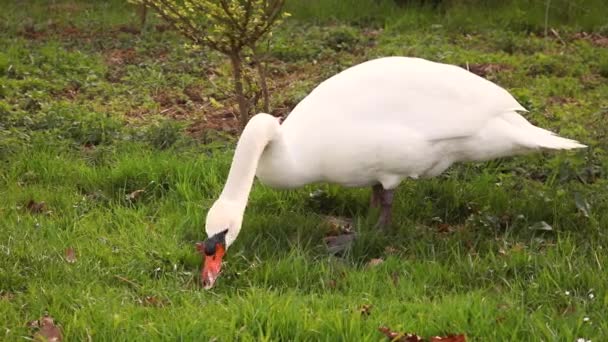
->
230, 52, 250, 132
139, 4, 148, 32
251, 49, 269, 113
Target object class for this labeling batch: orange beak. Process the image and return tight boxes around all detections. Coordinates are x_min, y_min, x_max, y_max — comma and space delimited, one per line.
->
197, 242, 225, 289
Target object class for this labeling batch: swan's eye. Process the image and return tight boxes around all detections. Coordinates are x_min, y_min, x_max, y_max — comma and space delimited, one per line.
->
204, 242, 216, 256
201, 229, 229, 256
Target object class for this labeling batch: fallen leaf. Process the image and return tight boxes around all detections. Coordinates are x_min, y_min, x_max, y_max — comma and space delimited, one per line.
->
560, 304, 576, 315
359, 304, 373, 316
0, 291, 15, 301
528, 221, 553, 231
437, 223, 452, 233
378, 326, 423, 342
378, 327, 466, 342
28, 315, 63, 342
142, 295, 166, 307
26, 200, 47, 214
322, 216, 354, 235
367, 258, 384, 267
64, 248, 76, 263
385, 246, 399, 254
465, 63, 511, 79
430, 334, 466, 342
126, 189, 145, 201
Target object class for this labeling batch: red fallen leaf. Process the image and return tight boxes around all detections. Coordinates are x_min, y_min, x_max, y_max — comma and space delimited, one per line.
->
28, 315, 63, 342
26, 200, 47, 214
126, 189, 145, 201
378, 326, 423, 342
430, 335, 466, 342
64, 248, 76, 263
367, 258, 384, 267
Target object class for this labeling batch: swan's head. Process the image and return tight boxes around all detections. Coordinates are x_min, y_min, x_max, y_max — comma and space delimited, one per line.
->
197, 199, 243, 289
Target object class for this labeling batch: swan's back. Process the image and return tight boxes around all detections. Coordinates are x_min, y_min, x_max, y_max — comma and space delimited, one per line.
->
282, 56, 524, 140
261, 57, 584, 189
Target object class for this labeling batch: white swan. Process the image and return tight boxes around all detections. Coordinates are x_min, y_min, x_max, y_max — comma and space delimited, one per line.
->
198, 56, 585, 288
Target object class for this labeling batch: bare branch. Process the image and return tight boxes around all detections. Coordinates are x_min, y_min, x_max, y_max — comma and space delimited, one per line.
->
139, 0, 287, 129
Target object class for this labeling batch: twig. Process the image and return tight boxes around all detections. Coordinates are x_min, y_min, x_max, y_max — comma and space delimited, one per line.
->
114, 275, 141, 289
544, 0, 552, 38
550, 28, 566, 46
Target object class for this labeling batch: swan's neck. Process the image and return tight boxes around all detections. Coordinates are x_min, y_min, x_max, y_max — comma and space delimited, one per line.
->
218, 114, 285, 208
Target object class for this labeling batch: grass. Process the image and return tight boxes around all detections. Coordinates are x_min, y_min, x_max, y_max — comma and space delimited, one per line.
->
285, 0, 608, 32
1, 0, 608, 341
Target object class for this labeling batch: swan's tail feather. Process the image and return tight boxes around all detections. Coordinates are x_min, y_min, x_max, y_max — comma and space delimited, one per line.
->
502, 112, 587, 151
535, 133, 587, 150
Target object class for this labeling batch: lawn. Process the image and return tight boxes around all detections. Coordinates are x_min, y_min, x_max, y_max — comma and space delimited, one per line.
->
1, 0, 608, 340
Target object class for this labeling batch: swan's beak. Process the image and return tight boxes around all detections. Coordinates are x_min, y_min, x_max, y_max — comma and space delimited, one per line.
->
196, 242, 225, 289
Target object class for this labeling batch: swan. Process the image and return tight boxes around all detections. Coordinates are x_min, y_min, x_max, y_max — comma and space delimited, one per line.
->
197, 56, 586, 288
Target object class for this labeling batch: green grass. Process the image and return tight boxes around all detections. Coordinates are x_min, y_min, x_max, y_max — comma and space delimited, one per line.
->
1, 1, 608, 341
285, 0, 608, 32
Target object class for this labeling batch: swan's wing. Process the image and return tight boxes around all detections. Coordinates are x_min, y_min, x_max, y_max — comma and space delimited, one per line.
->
283, 57, 526, 141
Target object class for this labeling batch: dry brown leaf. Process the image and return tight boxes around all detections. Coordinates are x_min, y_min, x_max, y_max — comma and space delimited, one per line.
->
126, 189, 145, 201
385, 246, 399, 254
64, 248, 76, 263
142, 295, 166, 307
325, 279, 337, 289
437, 223, 452, 233
28, 315, 63, 342
429, 335, 466, 342
378, 326, 423, 342
560, 304, 576, 316
378, 326, 466, 342
466, 63, 511, 78
322, 215, 354, 236
0, 291, 15, 301
26, 200, 47, 214
322, 216, 357, 255
367, 258, 384, 267
359, 304, 373, 317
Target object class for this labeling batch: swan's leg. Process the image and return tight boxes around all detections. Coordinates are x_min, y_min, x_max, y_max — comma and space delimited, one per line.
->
375, 188, 395, 229
370, 184, 383, 208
